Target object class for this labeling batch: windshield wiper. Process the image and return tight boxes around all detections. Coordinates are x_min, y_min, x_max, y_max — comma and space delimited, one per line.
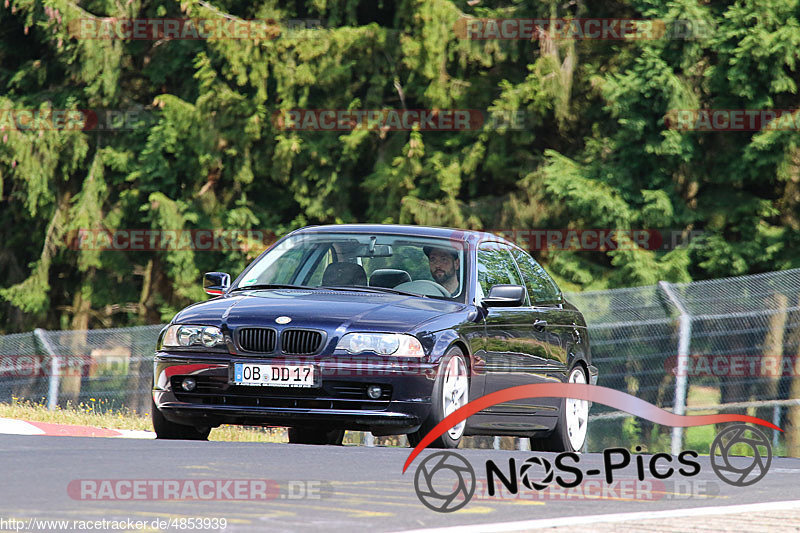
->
230, 284, 320, 292
321, 285, 426, 298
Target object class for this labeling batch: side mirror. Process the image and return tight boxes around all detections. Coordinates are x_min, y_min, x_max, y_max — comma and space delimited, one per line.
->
203, 272, 230, 296
482, 284, 526, 308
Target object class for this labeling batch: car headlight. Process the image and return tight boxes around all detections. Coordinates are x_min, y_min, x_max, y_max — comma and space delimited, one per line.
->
335, 333, 424, 357
162, 325, 225, 348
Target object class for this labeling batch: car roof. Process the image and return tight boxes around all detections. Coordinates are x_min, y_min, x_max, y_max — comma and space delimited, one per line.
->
292, 224, 516, 247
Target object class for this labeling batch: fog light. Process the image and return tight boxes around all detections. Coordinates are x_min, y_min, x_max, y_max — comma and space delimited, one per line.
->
367, 385, 382, 399
181, 377, 197, 392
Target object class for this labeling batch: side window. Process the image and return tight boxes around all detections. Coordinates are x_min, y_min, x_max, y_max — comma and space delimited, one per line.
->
477, 243, 523, 297
510, 248, 561, 305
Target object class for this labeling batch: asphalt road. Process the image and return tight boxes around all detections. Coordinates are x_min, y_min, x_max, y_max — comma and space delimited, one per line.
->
1, 435, 800, 532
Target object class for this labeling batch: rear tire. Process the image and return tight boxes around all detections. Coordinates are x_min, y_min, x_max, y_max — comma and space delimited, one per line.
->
288, 427, 345, 445
530, 365, 589, 452
408, 346, 469, 449
151, 400, 211, 440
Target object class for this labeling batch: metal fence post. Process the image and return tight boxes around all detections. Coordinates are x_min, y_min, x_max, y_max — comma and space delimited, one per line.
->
34, 328, 60, 410
363, 431, 375, 447
658, 281, 692, 456
773, 406, 781, 448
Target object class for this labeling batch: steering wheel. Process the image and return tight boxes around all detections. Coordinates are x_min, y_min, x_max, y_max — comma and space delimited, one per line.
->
394, 280, 451, 298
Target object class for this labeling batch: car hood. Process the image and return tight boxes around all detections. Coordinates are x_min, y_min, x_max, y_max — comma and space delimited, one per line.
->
173, 288, 465, 333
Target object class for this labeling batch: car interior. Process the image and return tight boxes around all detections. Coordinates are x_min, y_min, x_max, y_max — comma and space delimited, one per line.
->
368, 269, 412, 288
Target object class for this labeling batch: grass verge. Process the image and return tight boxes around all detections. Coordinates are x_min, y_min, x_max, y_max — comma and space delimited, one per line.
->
0, 399, 287, 442
0, 399, 402, 445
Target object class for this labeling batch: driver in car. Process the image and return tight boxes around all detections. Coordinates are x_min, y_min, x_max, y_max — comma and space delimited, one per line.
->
423, 246, 460, 297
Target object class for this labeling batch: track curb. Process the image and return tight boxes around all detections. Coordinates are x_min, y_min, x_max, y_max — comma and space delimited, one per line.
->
0, 417, 155, 439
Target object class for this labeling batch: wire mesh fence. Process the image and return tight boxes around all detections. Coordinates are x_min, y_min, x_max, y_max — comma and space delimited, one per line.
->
569, 267, 800, 455
0, 325, 162, 414
0, 268, 798, 454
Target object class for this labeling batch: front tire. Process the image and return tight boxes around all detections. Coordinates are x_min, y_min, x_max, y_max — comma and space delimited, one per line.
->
408, 346, 469, 449
151, 400, 211, 440
288, 427, 345, 445
530, 365, 589, 452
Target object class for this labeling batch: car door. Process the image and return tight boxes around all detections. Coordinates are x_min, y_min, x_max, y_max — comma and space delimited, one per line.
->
477, 242, 554, 414
509, 247, 569, 411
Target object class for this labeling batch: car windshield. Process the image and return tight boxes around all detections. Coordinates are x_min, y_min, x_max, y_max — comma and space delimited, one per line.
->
233, 233, 466, 302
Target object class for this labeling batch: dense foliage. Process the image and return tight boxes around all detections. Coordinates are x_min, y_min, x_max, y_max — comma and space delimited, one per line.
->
1, 0, 799, 332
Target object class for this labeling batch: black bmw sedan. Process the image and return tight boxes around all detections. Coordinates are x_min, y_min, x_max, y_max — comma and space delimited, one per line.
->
152, 224, 598, 451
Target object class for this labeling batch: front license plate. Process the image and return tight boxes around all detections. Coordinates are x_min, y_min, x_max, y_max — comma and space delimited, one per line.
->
232, 363, 315, 387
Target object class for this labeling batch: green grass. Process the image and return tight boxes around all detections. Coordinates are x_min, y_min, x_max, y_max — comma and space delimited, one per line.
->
0, 398, 152, 431
684, 385, 722, 453
683, 385, 785, 456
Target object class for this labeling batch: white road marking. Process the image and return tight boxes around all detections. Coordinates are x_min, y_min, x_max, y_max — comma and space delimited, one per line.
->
394, 499, 800, 532
0, 418, 45, 435
115, 429, 156, 439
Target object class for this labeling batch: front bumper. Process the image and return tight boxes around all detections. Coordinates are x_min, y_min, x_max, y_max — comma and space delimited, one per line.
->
153, 352, 438, 433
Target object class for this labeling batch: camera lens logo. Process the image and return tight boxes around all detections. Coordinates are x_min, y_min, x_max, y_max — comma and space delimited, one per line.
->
413, 451, 475, 512
710, 424, 772, 487
520, 457, 554, 490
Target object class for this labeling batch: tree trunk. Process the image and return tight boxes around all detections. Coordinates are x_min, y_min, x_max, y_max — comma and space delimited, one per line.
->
786, 298, 800, 457
757, 294, 787, 423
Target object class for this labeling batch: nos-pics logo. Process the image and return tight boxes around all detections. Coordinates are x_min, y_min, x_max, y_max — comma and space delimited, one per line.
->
402, 384, 779, 513
413, 424, 772, 513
